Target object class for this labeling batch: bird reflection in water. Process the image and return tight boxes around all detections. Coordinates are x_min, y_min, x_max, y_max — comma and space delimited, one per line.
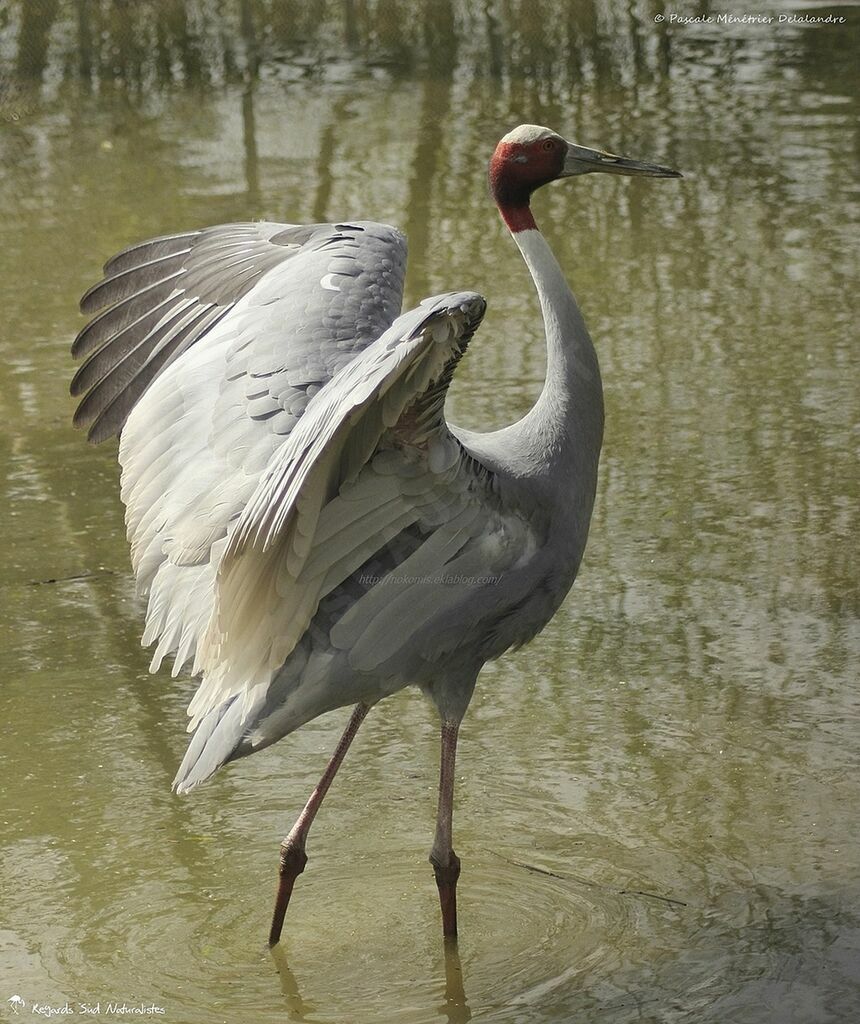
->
441, 940, 472, 1023
270, 945, 318, 1021
269, 941, 471, 1023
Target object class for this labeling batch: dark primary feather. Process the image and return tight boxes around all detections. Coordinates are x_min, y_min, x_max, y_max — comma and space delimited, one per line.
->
71, 295, 198, 396
102, 231, 198, 276
72, 273, 187, 361
79, 250, 191, 315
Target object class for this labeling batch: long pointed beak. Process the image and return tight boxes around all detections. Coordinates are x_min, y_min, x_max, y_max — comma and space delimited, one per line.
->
561, 142, 682, 179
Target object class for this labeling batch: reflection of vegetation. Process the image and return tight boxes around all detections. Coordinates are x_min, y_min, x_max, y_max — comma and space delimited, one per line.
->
8, 0, 855, 94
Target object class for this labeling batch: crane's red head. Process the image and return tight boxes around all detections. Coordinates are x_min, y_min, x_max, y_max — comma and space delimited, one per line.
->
489, 123, 683, 234
489, 125, 566, 234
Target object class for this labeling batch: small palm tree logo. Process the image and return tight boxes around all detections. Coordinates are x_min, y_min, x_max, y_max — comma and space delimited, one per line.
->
8, 994, 26, 1013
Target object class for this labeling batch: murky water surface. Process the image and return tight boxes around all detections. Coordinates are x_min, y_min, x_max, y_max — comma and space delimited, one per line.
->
1, 2, 858, 1022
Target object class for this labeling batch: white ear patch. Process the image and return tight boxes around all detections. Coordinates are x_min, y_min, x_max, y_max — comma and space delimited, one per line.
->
500, 124, 555, 145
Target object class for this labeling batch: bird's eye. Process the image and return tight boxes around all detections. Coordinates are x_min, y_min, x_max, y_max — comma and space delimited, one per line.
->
542, 139, 556, 151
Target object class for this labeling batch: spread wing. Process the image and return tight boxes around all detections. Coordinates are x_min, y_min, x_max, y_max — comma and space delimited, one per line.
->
72, 221, 403, 443
72, 220, 407, 678
187, 292, 498, 729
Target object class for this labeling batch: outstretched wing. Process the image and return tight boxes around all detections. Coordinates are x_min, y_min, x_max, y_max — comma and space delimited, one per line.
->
72, 220, 408, 677
72, 221, 403, 443
187, 292, 497, 730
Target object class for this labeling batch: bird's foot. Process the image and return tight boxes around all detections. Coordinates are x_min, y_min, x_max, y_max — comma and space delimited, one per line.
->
268, 840, 308, 946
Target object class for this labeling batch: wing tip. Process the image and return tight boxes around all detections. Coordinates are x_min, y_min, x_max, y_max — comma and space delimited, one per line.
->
419, 290, 487, 319
79, 280, 107, 315
86, 417, 120, 445
71, 321, 95, 359
68, 393, 118, 443
411, 291, 487, 346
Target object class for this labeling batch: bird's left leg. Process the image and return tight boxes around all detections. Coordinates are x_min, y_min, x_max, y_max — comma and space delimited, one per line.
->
269, 702, 370, 946
430, 719, 462, 940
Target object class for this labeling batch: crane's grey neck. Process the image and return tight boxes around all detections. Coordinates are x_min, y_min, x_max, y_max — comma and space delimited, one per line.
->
513, 228, 603, 449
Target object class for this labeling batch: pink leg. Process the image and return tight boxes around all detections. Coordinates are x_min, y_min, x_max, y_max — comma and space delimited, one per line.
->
429, 720, 462, 940
268, 703, 370, 946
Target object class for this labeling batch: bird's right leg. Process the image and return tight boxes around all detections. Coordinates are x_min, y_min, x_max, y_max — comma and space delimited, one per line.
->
268, 702, 370, 946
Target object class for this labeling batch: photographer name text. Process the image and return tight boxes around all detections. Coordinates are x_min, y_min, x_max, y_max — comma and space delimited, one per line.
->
655, 12, 846, 24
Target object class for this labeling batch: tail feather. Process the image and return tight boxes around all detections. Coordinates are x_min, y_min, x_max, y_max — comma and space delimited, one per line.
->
173, 696, 247, 794
172, 644, 342, 794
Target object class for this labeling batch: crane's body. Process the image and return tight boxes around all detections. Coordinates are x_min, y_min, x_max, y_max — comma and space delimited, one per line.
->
71, 125, 680, 943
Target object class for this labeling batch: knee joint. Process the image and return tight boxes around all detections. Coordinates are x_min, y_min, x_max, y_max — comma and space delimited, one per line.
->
279, 841, 308, 877
429, 849, 461, 886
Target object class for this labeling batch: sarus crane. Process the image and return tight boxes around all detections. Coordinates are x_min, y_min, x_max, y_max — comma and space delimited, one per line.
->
70, 124, 681, 944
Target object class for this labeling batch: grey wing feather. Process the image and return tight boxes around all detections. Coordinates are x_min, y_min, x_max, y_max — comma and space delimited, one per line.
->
74, 220, 408, 692
71, 221, 394, 443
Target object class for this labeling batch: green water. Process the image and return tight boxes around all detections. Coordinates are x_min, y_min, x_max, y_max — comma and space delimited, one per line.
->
1, 2, 858, 1022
